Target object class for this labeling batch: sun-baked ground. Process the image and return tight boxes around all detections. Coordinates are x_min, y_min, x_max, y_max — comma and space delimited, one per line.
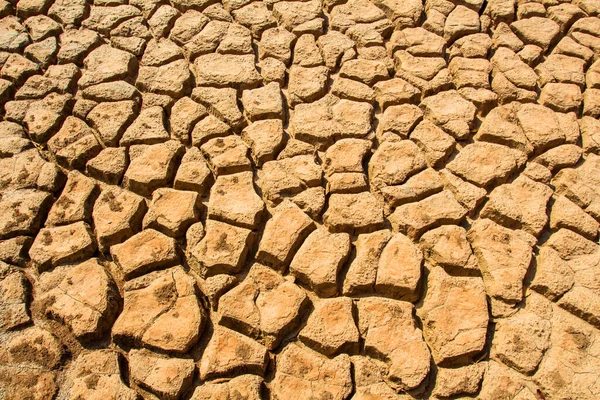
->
1, 0, 600, 398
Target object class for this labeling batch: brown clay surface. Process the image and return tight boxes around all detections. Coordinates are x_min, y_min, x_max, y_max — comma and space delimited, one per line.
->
1, 0, 600, 398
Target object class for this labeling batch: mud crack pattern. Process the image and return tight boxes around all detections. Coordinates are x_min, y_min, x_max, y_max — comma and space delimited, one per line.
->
1, 0, 600, 398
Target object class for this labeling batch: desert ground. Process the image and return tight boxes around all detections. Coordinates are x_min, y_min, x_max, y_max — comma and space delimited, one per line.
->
1, 0, 600, 398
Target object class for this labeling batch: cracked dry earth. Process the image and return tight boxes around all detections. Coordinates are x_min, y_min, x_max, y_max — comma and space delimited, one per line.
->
2, 0, 600, 399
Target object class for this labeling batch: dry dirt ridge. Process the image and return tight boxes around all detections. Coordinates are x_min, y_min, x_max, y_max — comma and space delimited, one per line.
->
1, 0, 600, 398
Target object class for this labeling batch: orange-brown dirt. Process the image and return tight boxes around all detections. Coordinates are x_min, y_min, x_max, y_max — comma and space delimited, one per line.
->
1, 0, 600, 398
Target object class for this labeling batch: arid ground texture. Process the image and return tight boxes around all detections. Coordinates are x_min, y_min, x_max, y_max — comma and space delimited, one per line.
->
1, 0, 600, 398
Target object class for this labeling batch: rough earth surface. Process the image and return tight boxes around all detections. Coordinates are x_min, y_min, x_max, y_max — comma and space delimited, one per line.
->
0, 0, 600, 399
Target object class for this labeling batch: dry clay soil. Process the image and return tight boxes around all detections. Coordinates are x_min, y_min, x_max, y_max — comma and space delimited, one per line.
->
2, 0, 600, 398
